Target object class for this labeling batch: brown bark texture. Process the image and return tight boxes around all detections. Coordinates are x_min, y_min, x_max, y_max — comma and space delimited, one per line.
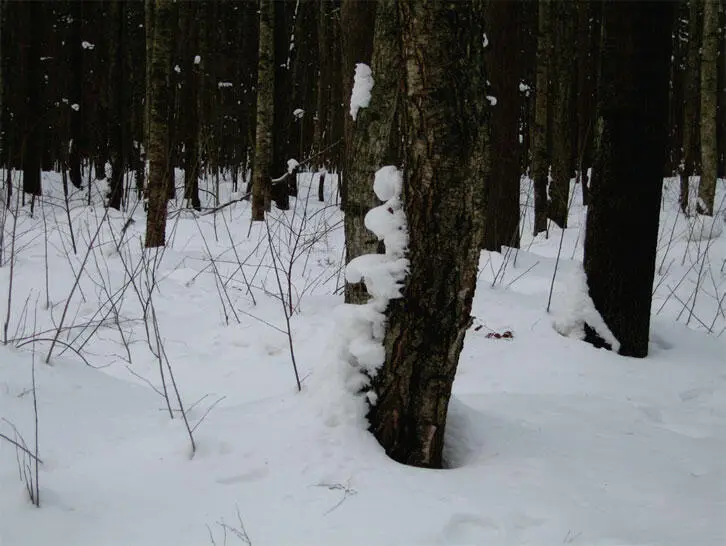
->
698, 0, 718, 215
368, 0, 488, 469
145, 0, 173, 247
251, 0, 274, 221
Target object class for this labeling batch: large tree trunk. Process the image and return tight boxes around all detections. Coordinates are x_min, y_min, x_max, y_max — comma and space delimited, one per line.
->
697, 0, 718, 215
341, 0, 385, 305
584, 1, 672, 358
482, 0, 520, 252
548, 0, 575, 229
145, 0, 173, 248
251, 0, 274, 221
368, 0, 488, 469
531, 0, 551, 235
681, 0, 702, 214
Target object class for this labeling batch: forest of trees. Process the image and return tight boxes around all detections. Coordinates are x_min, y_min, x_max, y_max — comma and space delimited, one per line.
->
1, 0, 725, 468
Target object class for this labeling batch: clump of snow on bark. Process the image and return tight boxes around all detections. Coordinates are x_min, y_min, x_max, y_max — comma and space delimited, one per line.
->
194, 55, 201, 65
81, 41, 95, 50
293, 108, 304, 119
286, 158, 299, 174
349, 63, 374, 121
553, 266, 621, 353
318, 166, 407, 424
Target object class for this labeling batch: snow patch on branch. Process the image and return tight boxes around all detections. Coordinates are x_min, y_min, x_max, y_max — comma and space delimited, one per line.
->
553, 266, 621, 353
350, 63, 374, 121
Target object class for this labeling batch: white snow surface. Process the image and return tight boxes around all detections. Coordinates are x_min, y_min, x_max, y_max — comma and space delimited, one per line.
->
349, 63, 373, 121
0, 170, 725, 546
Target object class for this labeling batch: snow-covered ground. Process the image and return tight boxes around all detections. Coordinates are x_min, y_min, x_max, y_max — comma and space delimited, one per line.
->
0, 170, 724, 545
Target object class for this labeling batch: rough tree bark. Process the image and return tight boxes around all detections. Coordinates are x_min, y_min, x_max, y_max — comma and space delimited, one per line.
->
698, 0, 718, 215
368, 0, 488, 469
145, 0, 173, 248
531, 0, 551, 235
341, 0, 386, 305
251, 0, 274, 221
482, 0, 520, 252
584, 1, 672, 358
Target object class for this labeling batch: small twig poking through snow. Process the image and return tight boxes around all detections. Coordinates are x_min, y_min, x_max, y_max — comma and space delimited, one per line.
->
31, 303, 40, 506
207, 505, 252, 546
314, 480, 358, 515
45, 205, 111, 363
264, 217, 302, 392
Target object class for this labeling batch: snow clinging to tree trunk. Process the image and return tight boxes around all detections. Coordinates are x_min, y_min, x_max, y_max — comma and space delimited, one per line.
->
336, 166, 408, 404
349, 63, 374, 120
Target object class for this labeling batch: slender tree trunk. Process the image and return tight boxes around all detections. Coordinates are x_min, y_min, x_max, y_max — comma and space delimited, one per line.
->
144, 0, 154, 181
482, 0, 520, 251
108, 0, 126, 211
681, 0, 702, 214
68, 1, 84, 189
531, 0, 551, 235
575, 0, 597, 205
343, 0, 398, 305
719, 0, 726, 178
22, 2, 42, 196
145, 0, 173, 248
584, 1, 673, 358
698, 0, 718, 215
368, 0, 488, 469
251, 0, 274, 221
548, 1, 575, 229
181, 1, 200, 210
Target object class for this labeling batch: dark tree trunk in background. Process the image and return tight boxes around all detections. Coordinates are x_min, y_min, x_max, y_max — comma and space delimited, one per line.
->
251, 0, 274, 221
181, 1, 201, 211
681, 0, 702, 214
368, 0, 488, 469
482, 0, 520, 251
584, 1, 673, 358
22, 2, 42, 196
531, 0, 551, 235
698, 0, 718, 215
719, 0, 726, 178
270, 0, 294, 211
343, 0, 399, 305
108, 0, 126, 211
145, 0, 173, 248
548, 0, 575, 229
575, 0, 597, 205
68, 1, 84, 189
